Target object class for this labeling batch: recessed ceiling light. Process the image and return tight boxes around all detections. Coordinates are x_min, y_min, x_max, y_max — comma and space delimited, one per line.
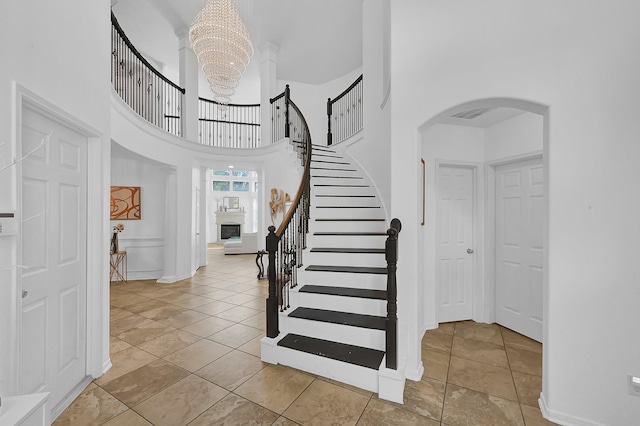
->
228, 165, 234, 168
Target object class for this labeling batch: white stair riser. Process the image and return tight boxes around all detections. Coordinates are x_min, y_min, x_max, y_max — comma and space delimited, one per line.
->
297, 270, 387, 289
310, 177, 366, 187
275, 345, 379, 392
305, 252, 386, 267
312, 185, 372, 196
282, 316, 385, 351
295, 290, 387, 316
307, 234, 387, 248
310, 220, 386, 233
313, 208, 384, 220
313, 196, 378, 207
311, 170, 360, 179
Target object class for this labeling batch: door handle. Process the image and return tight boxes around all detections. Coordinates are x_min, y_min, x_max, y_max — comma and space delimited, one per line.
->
22, 290, 28, 298
467, 248, 474, 254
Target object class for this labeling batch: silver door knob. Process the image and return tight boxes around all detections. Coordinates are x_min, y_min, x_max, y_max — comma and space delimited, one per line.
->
467, 249, 474, 254
22, 290, 28, 298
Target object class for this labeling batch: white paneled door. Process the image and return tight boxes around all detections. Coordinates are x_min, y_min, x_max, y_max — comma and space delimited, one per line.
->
438, 166, 475, 322
495, 157, 544, 342
20, 106, 88, 410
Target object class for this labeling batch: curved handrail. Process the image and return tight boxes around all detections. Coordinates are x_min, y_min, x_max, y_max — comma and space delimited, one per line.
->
111, 12, 185, 94
327, 74, 363, 145
276, 99, 311, 237
198, 97, 261, 147
331, 74, 363, 105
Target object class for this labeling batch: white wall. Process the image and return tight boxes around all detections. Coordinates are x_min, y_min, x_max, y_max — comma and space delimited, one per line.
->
392, 1, 640, 424
0, 0, 112, 397
485, 112, 543, 162
110, 151, 167, 280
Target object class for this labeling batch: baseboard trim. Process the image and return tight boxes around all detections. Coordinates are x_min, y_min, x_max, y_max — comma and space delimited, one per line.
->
539, 393, 609, 426
50, 375, 93, 422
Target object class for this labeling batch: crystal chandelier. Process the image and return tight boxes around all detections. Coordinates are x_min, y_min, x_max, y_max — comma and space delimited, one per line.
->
189, 0, 253, 105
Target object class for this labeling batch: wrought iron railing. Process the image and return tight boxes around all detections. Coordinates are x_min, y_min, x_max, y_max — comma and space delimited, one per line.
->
111, 12, 185, 137
266, 86, 312, 338
198, 98, 261, 147
327, 74, 363, 146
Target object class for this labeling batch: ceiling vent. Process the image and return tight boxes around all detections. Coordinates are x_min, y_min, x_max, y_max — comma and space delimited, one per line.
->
451, 107, 494, 120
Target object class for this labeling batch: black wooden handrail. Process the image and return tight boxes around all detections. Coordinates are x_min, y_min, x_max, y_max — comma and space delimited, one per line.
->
385, 218, 401, 370
111, 12, 185, 94
327, 74, 363, 146
111, 11, 184, 136
266, 86, 312, 338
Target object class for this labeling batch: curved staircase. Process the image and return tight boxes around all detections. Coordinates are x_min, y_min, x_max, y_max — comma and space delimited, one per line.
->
262, 144, 405, 402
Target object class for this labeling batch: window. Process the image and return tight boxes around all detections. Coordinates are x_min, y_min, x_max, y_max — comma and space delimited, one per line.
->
212, 181, 230, 191
232, 170, 250, 177
233, 181, 250, 192
212, 169, 231, 176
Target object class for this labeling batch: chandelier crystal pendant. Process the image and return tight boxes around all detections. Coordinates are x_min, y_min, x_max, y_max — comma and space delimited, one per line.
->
189, 0, 254, 105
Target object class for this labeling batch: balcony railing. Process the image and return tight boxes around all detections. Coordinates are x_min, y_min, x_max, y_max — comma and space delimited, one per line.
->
111, 12, 184, 137
198, 98, 261, 148
327, 74, 363, 145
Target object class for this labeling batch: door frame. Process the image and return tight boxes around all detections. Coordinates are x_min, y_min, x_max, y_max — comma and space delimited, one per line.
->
434, 160, 484, 322
13, 84, 107, 410
484, 150, 543, 325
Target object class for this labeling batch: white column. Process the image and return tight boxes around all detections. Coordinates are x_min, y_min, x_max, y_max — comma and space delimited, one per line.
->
176, 29, 200, 142
159, 167, 177, 283
258, 42, 279, 146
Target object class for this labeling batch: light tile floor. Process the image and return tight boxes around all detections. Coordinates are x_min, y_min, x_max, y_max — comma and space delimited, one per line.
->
55, 244, 557, 425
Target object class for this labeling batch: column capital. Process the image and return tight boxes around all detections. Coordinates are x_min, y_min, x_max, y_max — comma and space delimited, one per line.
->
258, 42, 280, 63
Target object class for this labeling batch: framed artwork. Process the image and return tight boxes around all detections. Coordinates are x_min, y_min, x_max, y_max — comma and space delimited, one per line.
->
110, 186, 141, 220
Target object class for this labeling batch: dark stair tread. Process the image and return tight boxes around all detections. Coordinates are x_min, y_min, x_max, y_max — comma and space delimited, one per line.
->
277, 334, 384, 370
312, 176, 363, 179
315, 194, 374, 198
299, 285, 387, 300
311, 160, 351, 165
315, 218, 385, 222
316, 206, 380, 209
313, 153, 344, 159
314, 231, 386, 236
306, 265, 387, 274
313, 184, 369, 187
311, 167, 357, 172
288, 307, 385, 330
310, 247, 385, 254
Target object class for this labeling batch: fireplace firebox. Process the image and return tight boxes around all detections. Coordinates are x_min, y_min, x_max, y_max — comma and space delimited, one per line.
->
220, 223, 241, 240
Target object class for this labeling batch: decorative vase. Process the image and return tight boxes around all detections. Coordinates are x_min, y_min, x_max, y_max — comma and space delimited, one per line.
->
110, 232, 118, 254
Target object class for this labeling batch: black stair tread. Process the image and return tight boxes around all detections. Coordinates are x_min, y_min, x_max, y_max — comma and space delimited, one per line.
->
315, 194, 375, 198
316, 206, 380, 209
289, 307, 385, 330
299, 285, 387, 300
314, 231, 386, 236
313, 184, 369, 187
313, 153, 344, 159
306, 265, 387, 274
315, 218, 385, 222
310, 247, 385, 254
311, 159, 351, 165
311, 167, 357, 172
277, 334, 384, 370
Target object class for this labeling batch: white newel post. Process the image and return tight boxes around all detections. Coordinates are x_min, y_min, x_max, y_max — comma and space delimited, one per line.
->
176, 29, 200, 142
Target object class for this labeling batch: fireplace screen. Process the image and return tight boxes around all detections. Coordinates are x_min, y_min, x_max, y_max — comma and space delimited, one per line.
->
221, 223, 241, 239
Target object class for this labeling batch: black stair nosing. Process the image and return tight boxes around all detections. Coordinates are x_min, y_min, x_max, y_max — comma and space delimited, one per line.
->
306, 265, 388, 275
310, 247, 386, 254
316, 206, 380, 209
312, 176, 363, 179
311, 159, 351, 165
277, 334, 384, 370
313, 153, 344, 159
315, 218, 386, 222
288, 307, 386, 330
299, 285, 387, 300
313, 184, 369, 187
313, 231, 386, 236
315, 194, 375, 198
310, 167, 357, 172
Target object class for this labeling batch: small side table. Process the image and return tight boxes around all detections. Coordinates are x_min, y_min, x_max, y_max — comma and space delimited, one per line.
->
110, 251, 127, 283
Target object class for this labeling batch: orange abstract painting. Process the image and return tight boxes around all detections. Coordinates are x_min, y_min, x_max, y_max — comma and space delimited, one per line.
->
110, 186, 141, 220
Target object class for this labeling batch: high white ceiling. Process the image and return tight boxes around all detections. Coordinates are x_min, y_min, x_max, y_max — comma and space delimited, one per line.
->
111, 0, 363, 103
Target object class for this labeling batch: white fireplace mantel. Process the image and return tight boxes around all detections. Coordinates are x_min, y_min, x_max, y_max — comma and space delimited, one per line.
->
215, 211, 246, 241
